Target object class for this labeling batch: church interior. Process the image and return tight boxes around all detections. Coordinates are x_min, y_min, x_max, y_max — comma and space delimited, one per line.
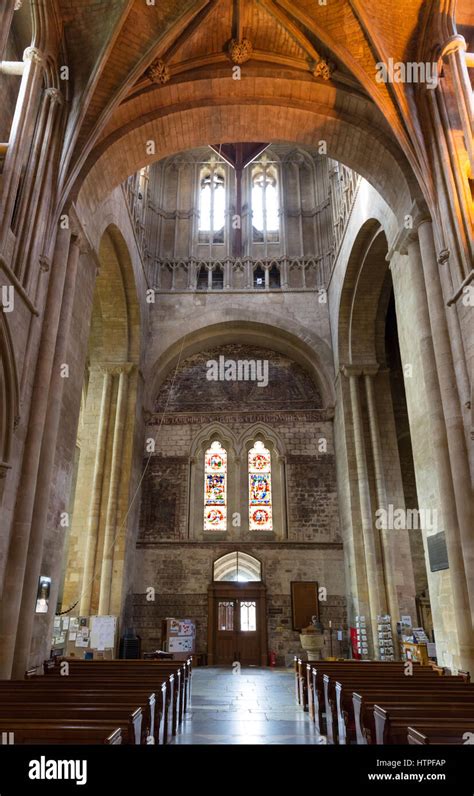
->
0, 0, 473, 759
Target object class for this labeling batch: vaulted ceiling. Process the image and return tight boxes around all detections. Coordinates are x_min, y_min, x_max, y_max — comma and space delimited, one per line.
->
14, 0, 466, 217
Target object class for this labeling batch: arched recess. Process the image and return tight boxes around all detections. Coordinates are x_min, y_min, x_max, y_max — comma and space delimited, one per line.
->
338, 220, 389, 367
335, 217, 430, 659
74, 77, 421, 226
0, 312, 19, 488
213, 552, 262, 582
61, 224, 141, 620
147, 315, 336, 414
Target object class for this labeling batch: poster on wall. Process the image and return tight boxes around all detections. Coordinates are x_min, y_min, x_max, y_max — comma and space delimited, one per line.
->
35, 575, 51, 613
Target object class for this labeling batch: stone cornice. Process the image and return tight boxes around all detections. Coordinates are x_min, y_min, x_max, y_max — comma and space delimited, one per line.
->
136, 540, 343, 550
146, 408, 335, 425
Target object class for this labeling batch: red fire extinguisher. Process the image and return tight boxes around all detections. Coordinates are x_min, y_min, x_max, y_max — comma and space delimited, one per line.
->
269, 650, 276, 667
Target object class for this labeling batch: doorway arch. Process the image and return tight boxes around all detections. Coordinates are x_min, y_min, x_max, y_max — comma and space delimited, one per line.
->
208, 551, 267, 666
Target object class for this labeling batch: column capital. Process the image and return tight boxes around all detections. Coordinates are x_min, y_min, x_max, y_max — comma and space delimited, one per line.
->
340, 364, 362, 378
44, 87, 64, 106
341, 364, 379, 378
99, 362, 135, 376
440, 35, 467, 60
387, 202, 432, 257
362, 365, 380, 378
23, 47, 45, 65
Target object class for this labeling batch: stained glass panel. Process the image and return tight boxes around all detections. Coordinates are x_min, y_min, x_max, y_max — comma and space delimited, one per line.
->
248, 441, 273, 531
204, 441, 227, 531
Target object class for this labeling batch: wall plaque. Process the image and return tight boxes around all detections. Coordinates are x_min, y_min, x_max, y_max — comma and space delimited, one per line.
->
427, 531, 449, 572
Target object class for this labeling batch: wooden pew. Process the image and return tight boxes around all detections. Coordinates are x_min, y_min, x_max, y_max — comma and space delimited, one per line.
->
408, 724, 473, 745
0, 720, 123, 744
48, 657, 191, 736
335, 674, 467, 744
352, 686, 474, 745
0, 704, 142, 744
303, 660, 418, 729
313, 662, 436, 741
44, 660, 183, 741
0, 680, 164, 745
374, 703, 474, 745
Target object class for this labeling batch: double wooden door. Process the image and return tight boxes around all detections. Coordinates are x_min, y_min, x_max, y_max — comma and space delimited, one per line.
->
207, 582, 267, 666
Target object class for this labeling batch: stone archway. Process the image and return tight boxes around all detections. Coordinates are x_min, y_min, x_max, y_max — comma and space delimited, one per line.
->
334, 215, 474, 671
61, 224, 141, 620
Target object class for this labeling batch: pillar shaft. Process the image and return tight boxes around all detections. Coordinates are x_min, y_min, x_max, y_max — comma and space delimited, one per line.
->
11, 235, 82, 678
417, 220, 474, 621
19, 88, 63, 288
98, 368, 130, 615
347, 370, 385, 657
392, 239, 474, 672
0, 47, 45, 250
0, 226, 71, 678
79, 369, 113, 615
364, 373, 400, 657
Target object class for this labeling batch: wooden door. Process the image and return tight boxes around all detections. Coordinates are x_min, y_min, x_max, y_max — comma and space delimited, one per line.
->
208, 582, 267, 666
215, 599, 238, 665
236, 598, 259, 664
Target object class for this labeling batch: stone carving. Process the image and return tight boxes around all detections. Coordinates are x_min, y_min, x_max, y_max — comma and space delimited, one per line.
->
39, 255, 50, 273
147, 410, 335, 425
313, 58, 334, 80
228, 38, 253, 64
147, 59, 170, 85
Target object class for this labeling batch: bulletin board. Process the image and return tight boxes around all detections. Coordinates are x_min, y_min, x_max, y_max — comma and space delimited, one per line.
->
51, 615, 118, 658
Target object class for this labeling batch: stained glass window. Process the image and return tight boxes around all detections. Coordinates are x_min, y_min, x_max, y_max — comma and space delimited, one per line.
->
248, 441, 273, 531
204, 441, 227, 531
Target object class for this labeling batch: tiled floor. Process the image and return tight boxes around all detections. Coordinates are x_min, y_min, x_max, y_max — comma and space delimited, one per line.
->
173, 666, 325, 745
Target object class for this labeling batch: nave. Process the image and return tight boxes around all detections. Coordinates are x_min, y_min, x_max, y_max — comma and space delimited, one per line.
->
173, 667, 320, 746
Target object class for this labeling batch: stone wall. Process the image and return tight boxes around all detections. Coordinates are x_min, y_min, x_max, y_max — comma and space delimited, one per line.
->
133, 544, 345, 664
133, 342, 344, 662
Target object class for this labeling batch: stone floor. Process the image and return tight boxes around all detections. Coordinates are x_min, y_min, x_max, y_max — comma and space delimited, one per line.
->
173, 666, 325, 745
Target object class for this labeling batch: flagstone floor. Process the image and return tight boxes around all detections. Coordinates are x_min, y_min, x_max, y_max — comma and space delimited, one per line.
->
172, 666, 325, 745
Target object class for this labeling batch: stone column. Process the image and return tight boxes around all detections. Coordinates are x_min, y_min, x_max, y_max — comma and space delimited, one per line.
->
343, 365, 386, 658
0, 226, 71, 678
0, 47, 45, 251
98, 364, 132, 615
441, 35, 474, 176
417, 219, 474, 621
390, 234, 474, 672
364, 370, 400, 655
11, 233, 83, 678
20, 87, 64, 288
78, 367, 114, 615
0, 1, 18, 63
